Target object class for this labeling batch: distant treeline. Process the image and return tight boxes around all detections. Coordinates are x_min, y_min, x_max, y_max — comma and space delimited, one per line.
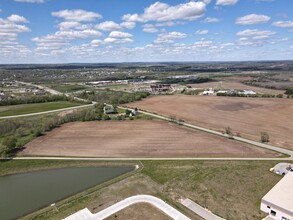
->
0, 95, 90, 106
78, 89, 150, 105
160, 77, 212, 85
217, 93, 285, 98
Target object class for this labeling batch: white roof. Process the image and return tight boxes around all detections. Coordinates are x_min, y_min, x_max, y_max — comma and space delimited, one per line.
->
262, 172, 293, 214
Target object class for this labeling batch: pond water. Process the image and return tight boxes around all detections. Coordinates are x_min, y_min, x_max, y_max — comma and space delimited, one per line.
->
0, 166, 134, 220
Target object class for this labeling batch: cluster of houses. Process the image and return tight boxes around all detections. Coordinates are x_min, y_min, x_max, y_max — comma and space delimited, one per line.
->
202, 88, 257, 96
12, 88, 46, 95
86, 80, 129, 86
0, 81, 47, 101
0, 91, 9, 101
150, 84, 172, 94
103, 105, 139, 117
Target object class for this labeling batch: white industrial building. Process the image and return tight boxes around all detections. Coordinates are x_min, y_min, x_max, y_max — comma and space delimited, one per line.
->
261, 171, 293, 220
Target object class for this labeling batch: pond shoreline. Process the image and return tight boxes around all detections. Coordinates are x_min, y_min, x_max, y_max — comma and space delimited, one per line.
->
0, 164, 136, 220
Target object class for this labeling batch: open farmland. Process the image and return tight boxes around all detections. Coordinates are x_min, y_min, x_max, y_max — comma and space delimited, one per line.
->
21, 120, 279, 158
128, 95, 293, 150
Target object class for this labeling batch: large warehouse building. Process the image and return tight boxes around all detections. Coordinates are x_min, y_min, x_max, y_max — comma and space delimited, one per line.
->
261, 172, 293, 220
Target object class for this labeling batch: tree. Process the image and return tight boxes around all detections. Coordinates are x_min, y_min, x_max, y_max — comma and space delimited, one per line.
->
276, 94, 283, 98
260, 132, 270, 143
225, 127, 233, 135
225, 127, 234, 139
2, 136, 17, 156
125, 109, 131, 115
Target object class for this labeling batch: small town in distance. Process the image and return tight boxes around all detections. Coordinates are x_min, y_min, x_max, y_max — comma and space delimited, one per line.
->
1, 0, 293, 220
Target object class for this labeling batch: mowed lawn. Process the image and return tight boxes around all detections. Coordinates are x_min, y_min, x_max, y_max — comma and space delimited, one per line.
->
0, 102, 83, 117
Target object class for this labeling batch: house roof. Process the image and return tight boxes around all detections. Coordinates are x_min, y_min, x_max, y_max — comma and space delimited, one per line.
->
262, 172, 293, 215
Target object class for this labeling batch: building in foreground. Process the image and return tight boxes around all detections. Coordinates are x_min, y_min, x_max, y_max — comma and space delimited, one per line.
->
261, 171, 293, 220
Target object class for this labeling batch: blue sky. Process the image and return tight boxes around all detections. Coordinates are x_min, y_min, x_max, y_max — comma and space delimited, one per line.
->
0, 0, 293, 63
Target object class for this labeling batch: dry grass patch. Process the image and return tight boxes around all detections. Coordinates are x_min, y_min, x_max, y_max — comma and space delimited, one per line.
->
142, 160, 282, 220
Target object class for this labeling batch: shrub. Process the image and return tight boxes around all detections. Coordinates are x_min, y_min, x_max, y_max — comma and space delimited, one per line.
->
260, 132, 270, 143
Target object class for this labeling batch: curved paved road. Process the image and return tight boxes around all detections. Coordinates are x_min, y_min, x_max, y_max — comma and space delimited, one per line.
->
65, 195, 190, 220
118, 106, 293, 158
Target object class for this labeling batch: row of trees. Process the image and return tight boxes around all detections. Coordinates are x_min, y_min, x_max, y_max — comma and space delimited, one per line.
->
217, 93, 284, 98
0, 94, 90, 106
224, 126, 270, 143
78, 89, 150, 105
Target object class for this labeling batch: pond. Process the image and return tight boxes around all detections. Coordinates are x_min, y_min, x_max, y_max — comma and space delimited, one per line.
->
0, 166, 134, 220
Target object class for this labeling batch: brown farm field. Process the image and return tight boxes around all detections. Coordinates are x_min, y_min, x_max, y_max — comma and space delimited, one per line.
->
21, 120, 279, 158
127, 95, 293, 150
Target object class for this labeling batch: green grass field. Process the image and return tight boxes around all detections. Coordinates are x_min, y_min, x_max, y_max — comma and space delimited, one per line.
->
0, 102, 83, 117
46, 84, 90, 93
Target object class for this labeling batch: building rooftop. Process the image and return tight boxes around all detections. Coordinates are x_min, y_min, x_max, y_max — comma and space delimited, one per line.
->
262, 171, 293, 214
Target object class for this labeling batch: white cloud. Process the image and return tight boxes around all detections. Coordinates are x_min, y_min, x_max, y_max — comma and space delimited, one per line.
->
14, 0, 45, 3
32, 29, 103, 51
220, 43, 234, 47
120, 21, 136, 29
122, 1, 208, 23
202, 17, 219, 23
0, 15, 32, 60
193, 40, 213, 47
216, 0, 238, 6
143, 24, 159, 33
237, 29, 276, 37
52, 9, 102, 22
57, 21, 80, 30
0, 16, 30, 35
90, 39, 102, 47
155, 31, 187, 44
236, 37, 268, 46
7, 14, 29, 23
236, 14, 270, 25
195, 30, 209, 35
56, 30, 103, 39
104, 37, 133, 44
108, 31, 132, 38
96, 21, 122, 31
155, 21, 185, 27
272, 21, 293, 28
